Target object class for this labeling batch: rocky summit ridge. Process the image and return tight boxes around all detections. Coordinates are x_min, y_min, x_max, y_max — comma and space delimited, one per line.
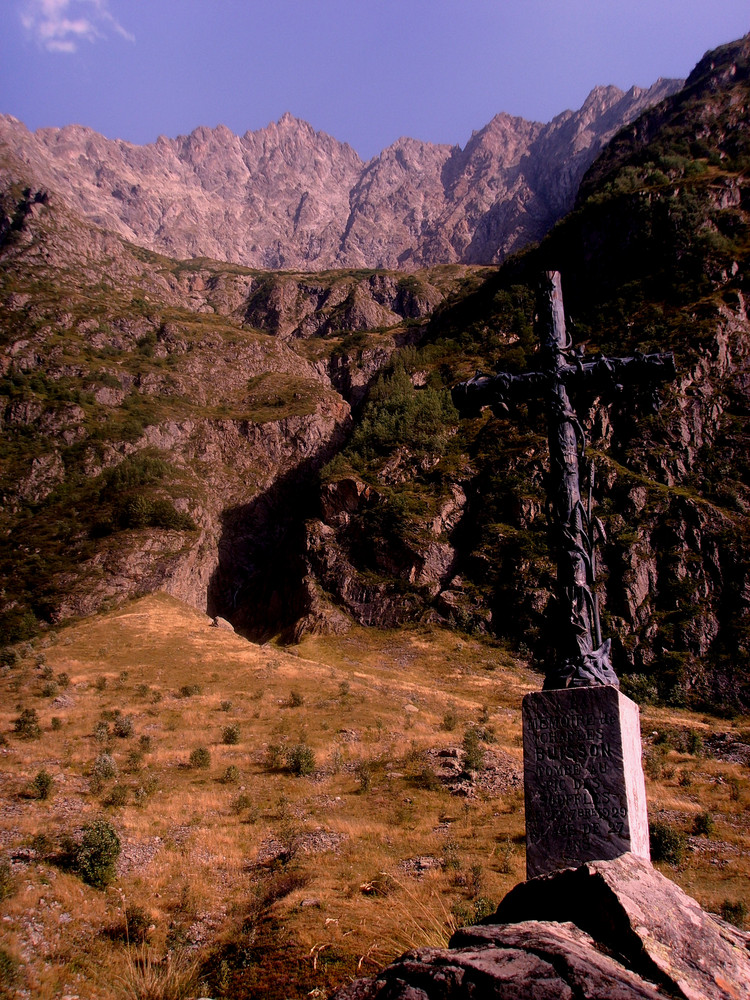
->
0, 79, 681, 271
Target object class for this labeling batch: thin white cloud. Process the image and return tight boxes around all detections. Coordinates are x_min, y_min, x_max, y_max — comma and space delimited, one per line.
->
20, 0, 134, 53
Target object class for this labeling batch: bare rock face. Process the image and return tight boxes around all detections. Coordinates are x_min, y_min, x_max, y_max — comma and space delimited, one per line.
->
336, 855, 750, 1000
0, 79, 681, 271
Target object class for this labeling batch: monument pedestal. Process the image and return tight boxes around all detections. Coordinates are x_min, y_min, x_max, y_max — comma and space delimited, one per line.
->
523, 686, 649, 878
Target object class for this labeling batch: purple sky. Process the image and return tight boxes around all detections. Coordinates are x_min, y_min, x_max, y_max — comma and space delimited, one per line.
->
1, 1, 748, 161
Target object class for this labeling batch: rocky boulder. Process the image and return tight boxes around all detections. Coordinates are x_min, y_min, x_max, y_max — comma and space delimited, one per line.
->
335, 854, 750, 1000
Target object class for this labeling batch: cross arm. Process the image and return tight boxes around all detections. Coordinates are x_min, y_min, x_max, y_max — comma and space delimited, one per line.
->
451, 369, 548, 417
452, 351, 676, 417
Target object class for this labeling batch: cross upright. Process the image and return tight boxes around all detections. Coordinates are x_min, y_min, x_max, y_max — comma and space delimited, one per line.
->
453, 271, 676, 690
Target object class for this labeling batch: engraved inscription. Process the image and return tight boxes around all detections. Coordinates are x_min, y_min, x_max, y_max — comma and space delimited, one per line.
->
525, 706, 628, 860
523, 687, 649, 878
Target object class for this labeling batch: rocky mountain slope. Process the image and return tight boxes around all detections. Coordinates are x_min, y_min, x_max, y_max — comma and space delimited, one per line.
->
0, 79, 680, 271
300, 34, 750, 711
0, 143, 488, 637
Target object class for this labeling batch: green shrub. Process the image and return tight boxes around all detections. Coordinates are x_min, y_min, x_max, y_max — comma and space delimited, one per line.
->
31, 769, 53, 800
0, 859, 14, 902
231, 793, 254, 815
221, 765, 241, 784
222, 724, 240, 745
620, 673, 659, 704
411, 765, 442, 791
440, 709, 459, 731
95, 676, 108, 692
92, 753, 118, 780
50, 717, 62, 731
649, 820, 687, 864
76, 818, 121, 889
265, 743, 284, 769
0, 948, 20, 995
720, 899, 747, 929
113, 715, 134, 738
692, 810, 715, 837
189, 747, 211, 769
123, 904, 152, 944
285, 743, 315, 776
355, 760, 373, 792
180, 684, 202, 698
288, 689, 304, 707
686, 730, 704, 756
220, 700, 233, 712
13, 708, 41, 740
106, 785, 128, 807
93, 721, 110, 742
462, 725, 486, 772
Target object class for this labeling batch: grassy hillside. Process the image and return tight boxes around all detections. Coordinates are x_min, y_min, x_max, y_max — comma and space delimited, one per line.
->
0, 595, 747, 998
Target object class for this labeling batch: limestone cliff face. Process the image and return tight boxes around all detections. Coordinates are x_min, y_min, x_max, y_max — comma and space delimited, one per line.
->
0, 78, 680, 271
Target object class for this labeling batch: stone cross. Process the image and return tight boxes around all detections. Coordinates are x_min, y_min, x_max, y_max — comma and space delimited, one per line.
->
452, 270, 676, 690
452, 270, 677, 877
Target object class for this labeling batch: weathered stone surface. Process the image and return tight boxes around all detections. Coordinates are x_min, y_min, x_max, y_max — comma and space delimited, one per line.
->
335, 920, 665, 999
523, 686, 649, 877
335, 856, 750, 1000
211, 616, 234, 632
490, 854, 750, 1000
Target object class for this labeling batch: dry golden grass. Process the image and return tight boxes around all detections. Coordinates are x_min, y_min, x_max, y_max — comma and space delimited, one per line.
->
0, 592, 747, 999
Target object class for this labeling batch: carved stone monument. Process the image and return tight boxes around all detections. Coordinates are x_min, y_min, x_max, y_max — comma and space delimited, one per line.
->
453, 271, 676, 877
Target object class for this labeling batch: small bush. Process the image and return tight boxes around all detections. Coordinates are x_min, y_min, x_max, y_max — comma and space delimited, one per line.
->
179, 684, 202, 698
94, 721, 110, 743
222, 724, 240, 745
106, 785, 128, 807
13, 708, 41, 740
411, 765, 442, 791
462, 726, 486, 772
338, 681, 350, 697
50, 717, 62, 731
31, 769, 54, 800
288, 689, 304, 707
0, 859, 15, 902
441, 709, 459, 732
124, 904, 152, 944
355, 760, 373, 792
56, 672, 70, 689
285, 743, 315, 776
692, 810, 715, 837
720, 899, 747, 929
265, 743, 285, 769
95, 676, 108, 692
126, 749, 143, 772
649, 820, 687, 864
138, 734, 152, 753
231, 793, 254, 815
76, 818, 121, 889
93, 753, 118, 780
220, 700, 233, 712
686, 730, 704, 756
40, 681, 59, 698
0, 947, 20, 995
221, 765, 241, 784
113, 715, 134, 738
620, 673, 659, 704
189, 746, 211, 769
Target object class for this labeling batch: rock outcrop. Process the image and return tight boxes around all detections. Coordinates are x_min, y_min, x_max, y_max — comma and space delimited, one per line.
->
0, 79, 681, 271
335, 855, 750, 1000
